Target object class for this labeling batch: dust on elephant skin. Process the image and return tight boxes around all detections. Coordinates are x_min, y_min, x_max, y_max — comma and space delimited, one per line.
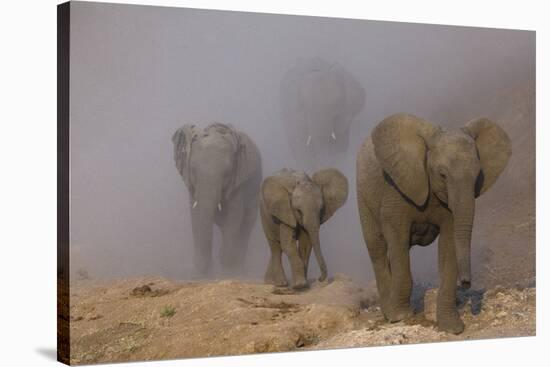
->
260, 168, 348, 289
356, 113, 511, 334
172, 122, 262, 277
280, 57, 365, 170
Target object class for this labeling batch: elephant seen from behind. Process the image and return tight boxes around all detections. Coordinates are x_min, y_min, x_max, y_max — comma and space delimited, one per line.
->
260, 168, 348, 289
172, 123, 262, 277
356, 113, 511, 334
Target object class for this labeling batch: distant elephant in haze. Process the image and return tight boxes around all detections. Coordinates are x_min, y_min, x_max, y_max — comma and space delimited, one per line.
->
172, 123, 262, 277
280, 58, 365, 170
356, 113, 511, 334
260, 168, 348, 289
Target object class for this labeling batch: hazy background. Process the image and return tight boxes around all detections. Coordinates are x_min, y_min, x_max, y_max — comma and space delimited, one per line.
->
69, 1, 535, 286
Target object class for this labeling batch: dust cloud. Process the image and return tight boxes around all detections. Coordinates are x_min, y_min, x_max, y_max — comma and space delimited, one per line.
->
68, 2, 535, 286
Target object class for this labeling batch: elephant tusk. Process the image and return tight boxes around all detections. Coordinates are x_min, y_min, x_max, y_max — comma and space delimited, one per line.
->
331, 131, 336, 140
218, 203, 222, 211
306, 135, 311, 146
192, 200, 198, 209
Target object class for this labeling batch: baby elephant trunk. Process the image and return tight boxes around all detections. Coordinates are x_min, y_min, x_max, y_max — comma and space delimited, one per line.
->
451, 192, 475, 290
305, 222, 327, 282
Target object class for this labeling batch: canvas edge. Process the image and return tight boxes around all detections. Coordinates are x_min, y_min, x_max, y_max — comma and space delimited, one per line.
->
57, 1, 71, 365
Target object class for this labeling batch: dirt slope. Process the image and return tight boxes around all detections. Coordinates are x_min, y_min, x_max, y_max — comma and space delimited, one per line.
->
69, 275, 534, 365
474, 80, 536, 288
68, 81, 535, 364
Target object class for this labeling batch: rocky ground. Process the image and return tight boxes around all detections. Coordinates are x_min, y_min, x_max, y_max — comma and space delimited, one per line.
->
67, 81, 535, 364
69, 273, 535, 365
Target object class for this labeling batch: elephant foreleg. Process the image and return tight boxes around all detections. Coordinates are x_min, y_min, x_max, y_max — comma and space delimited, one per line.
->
358, 198, 392, 317
264, 237, 287, 287
382, 219, 414, 322
219, 195, 245, 273
190, 202, 213, 278
365, 233, 392, 317
280, 224, 307, 289
297, 229, 312, 279
238, 189, 259, 265
437, 220, 465, 334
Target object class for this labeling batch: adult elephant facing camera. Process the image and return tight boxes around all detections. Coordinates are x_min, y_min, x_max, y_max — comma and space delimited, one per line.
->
172, 123, 262, 277
280, 58, 365, 170
260, 168, 348, 289
357, 113, 511, 334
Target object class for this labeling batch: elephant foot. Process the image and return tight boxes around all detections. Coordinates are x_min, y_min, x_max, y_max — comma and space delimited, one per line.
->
191, 266, 211, 280
292, 278, 309, 290
437, 315, 465, 334
386, 306, 413, 323
378, 299, 391, 319
274, 279, 289, 287
265, 275, 288, 287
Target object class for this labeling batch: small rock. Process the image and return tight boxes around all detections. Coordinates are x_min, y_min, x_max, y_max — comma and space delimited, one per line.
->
76, 268, 91, 281
87, 314, 103, 321
512, 312, 525, 320
496, 311, 508, 318
130, 284, 169, 298
131, 285, 152, 297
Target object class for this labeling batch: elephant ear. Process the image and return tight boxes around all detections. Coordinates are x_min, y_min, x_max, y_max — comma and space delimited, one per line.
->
462, 118, 512, 196
312, 168, 349, 224
233, 131, 259, 189
372, 113, 440, 207
262, 176, 296, 228
212, 123, 260, 190
342, 67, 366, 119
172, 124, 198, 185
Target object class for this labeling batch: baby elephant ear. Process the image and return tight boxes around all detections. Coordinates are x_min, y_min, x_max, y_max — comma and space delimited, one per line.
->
312, 168, 349, 224
372, 113, 439, 207
261, 176, 296, 228
462, 118, 512, 196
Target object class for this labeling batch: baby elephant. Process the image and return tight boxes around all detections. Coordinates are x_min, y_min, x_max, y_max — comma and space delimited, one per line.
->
260, 168, 348, 289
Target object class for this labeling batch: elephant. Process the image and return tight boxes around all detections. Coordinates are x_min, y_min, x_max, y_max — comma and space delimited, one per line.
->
356, 113, 511, 334
172, 122, 262, 277
280, 57, 366, 170
260, 168, 348, 289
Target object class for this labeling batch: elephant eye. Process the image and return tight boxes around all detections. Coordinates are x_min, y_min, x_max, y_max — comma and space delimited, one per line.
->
440, 172, 447, 180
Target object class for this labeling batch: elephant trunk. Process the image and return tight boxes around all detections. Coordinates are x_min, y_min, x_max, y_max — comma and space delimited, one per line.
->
190, 181, 223, 276
450, 186, 476, 289
304, 221, 327, 282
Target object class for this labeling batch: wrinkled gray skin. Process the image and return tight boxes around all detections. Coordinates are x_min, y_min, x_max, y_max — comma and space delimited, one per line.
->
356, 113, 511, 334
172, 123, 262, 277
280, 58, 365, 170
260, 168, 348, 289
